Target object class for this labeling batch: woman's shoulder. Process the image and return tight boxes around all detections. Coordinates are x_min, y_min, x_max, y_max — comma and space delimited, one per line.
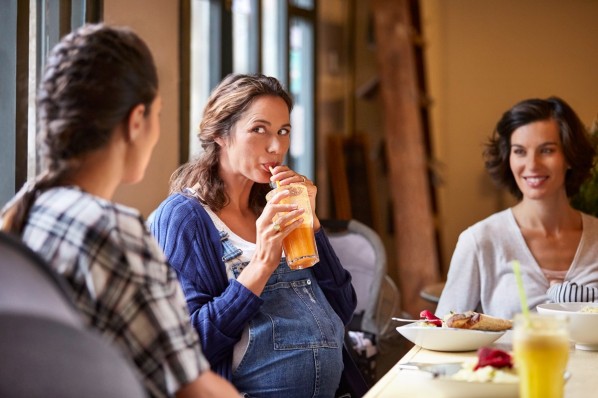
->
37, 186, 141, 226
581, 212, 598, 228
463, 209, 514, 236
152, 192, 213, 231
154, 192, 207, 220
579, 212, 598, 243
452, 209, 519, 254
77, 194, 172, 284
33, 187, 167, 282
151, 192, 219, 242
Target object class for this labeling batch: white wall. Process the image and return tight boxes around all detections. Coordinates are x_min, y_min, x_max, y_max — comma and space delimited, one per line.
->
421, 0, 598, 273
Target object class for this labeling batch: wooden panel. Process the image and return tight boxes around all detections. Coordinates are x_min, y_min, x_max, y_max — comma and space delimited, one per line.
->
327, 134, 383, 235
370, 0, 441, 317
327, 134, 352, 220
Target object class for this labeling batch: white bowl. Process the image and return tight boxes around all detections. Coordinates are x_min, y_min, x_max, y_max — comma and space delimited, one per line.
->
396, 324, 506, 352
536, 302, 598, 350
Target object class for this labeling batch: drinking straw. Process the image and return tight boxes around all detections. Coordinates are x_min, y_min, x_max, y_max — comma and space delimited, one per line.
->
269, 166, 281, 188
512, 259, 530, 320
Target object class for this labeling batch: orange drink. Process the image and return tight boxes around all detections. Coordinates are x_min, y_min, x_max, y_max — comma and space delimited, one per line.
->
282, 226, 318, 269
513, 313, 569, 398
266, 183, 319, 270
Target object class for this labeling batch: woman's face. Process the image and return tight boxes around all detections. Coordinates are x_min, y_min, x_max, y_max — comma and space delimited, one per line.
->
509, 118, 569, 201
218, 95, 291, 184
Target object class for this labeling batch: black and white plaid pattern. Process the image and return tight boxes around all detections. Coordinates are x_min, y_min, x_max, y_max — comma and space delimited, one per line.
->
22, 187, 209, 398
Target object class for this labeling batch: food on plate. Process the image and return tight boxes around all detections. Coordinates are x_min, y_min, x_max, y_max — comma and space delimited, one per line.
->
473, 347, 512, 370
579, 305, 598, 313
445, 311, 513, 331
451, 347, 518, 383
418, 309, 443, 327
413, 309, 512, 331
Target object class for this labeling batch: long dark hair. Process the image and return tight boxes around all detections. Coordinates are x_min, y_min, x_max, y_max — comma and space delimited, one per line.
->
484, 96, 595, 200
170, 73, 293, 214
1, 23, 158, 234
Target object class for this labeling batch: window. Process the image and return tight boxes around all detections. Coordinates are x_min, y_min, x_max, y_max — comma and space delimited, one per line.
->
0, 0, 24, 207
0, 0, 101, 207
185, 0, 316, 180
232, 0, 259, 73
261, 0, 287, 81
288, 13, 315, 179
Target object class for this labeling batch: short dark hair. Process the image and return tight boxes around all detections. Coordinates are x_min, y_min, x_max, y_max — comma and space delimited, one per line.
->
483, 96, 596, 200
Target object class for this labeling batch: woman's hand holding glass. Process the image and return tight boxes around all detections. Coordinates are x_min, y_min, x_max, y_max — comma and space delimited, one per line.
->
269, 165, 320, 230
238, 188, 304, 296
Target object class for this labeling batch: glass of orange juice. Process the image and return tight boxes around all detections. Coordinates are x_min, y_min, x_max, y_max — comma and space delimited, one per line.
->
266, 183, 319, 270
513, 313, 569, 398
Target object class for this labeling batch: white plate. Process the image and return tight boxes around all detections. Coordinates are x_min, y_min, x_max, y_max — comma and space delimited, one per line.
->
536, 302, 598, 350
400, 363, 570, 398
429, 370, 570, 398
396, 362, 517, 397
396, 324, 506, 352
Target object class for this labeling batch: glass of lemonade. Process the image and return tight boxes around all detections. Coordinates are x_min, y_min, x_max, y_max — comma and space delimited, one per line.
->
266, 183, 319, 269
513, 313, 569, 398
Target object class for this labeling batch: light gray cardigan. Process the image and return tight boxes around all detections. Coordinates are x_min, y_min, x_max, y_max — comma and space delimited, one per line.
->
436, 209, 598, 319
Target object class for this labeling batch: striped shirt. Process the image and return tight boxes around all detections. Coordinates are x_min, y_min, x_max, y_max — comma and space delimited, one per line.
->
547, 281, 598, 303
22, 186, 209, 397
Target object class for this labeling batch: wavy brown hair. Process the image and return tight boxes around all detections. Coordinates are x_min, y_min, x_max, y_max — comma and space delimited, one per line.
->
483, 96, 596, 200
170, 73, 293, 214
1, 23, 158, 235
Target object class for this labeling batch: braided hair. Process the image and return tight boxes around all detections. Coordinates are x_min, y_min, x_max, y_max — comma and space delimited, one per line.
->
1, 23, 158, 234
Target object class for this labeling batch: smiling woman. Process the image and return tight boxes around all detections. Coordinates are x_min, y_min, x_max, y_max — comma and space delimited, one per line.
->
436, 97, 598, 320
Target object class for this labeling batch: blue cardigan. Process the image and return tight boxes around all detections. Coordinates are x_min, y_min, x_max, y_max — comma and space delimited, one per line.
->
150, 193, 357, 381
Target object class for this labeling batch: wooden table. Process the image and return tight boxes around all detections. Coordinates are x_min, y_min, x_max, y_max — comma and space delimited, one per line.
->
365, 331, 596, 397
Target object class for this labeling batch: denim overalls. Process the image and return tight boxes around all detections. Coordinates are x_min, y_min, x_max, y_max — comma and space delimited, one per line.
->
220, 231, 345, 398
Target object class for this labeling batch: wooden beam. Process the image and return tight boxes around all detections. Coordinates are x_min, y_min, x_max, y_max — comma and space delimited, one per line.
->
370, 0, 440, 317
327, 134, 353, 220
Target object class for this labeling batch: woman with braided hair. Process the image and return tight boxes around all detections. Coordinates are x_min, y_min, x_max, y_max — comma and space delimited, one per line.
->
0, 23, 238, 398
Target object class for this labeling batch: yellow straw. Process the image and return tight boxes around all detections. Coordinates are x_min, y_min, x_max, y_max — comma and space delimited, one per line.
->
512, 260, 530, 320
269, 166, 281, 188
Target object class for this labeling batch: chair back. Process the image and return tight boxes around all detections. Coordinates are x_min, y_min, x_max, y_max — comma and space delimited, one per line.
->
322, 219, 400, 336
0, 231, 147, 397
0, 231, 81, 326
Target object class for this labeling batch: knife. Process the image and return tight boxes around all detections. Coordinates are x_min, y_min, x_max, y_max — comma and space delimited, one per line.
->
397, 362, 464, 378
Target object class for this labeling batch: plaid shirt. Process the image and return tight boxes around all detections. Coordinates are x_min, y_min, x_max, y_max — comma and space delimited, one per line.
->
22, 187, 209, 398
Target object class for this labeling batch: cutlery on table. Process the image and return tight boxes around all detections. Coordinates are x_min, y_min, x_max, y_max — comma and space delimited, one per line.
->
397, 362, 463, 378
392, 317, 422, 323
